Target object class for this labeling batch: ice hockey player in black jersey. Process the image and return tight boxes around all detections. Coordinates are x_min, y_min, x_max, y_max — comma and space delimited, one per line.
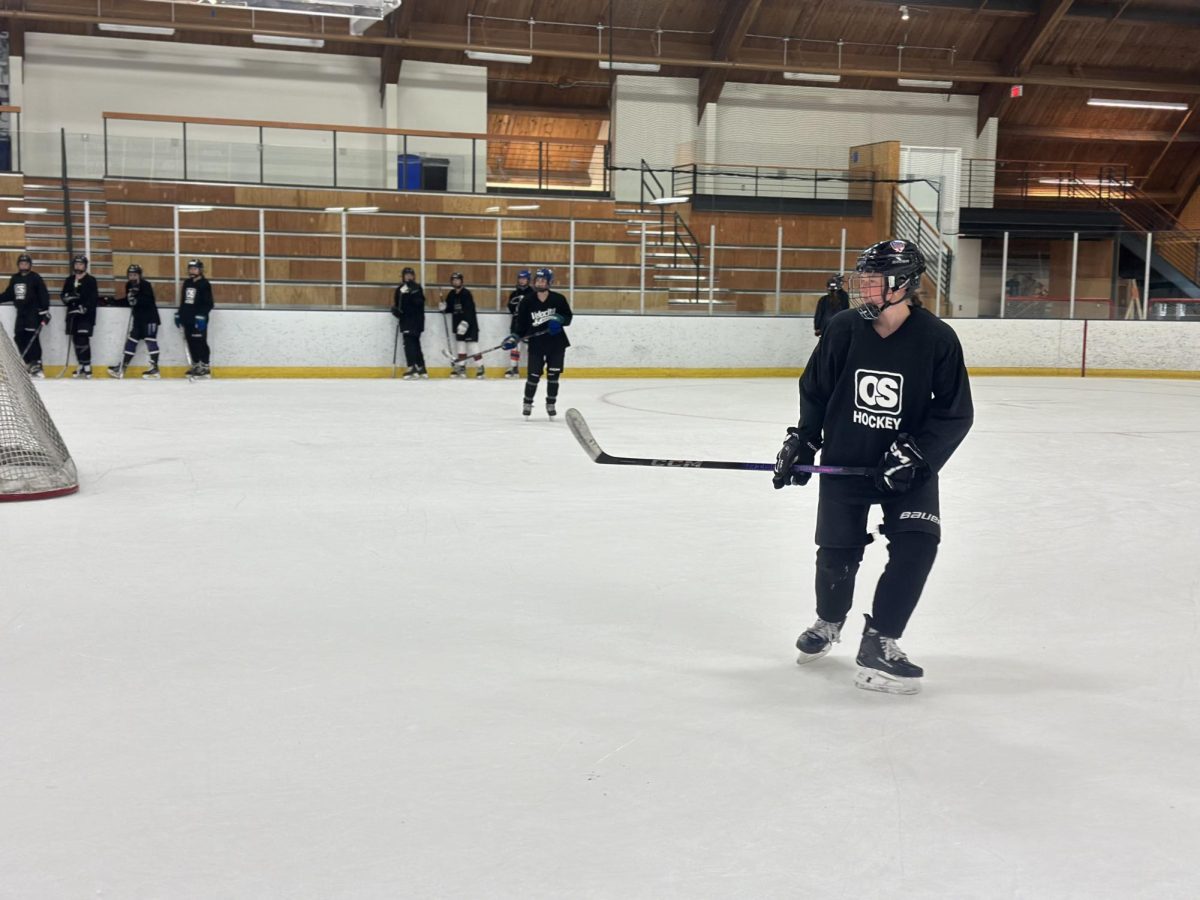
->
392, 266, 428, 379
505, 269, 534, 377
813, 274, 849, 338
0, 253, 51, 377
440, 273, 481, 379
108, 264, 163, 379
175, 259, 214, 379
507, 267, 572, 418
62, 255, 100, 379
773, 239, 973, 695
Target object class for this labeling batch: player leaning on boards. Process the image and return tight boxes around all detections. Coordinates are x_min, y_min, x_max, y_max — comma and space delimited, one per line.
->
508, 267, 572, 419
0, 253, 51, 378
175, 259, 214, 380
773, 239, 974, 695
441, 273, 481, 379
393, 266, 428, 379
505, 269, 535, 378
108, 264, 163, 380
62, 255, 99, 379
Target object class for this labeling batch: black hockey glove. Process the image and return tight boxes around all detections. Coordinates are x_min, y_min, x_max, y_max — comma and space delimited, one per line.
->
874, 434, 930, 494
772, 428, 820, 489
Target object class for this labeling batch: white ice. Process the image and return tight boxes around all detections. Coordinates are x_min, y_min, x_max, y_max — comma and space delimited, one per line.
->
2, 376, 1200, 899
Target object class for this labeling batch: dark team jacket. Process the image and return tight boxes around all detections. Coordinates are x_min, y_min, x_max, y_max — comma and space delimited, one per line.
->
441, 288, 478, 341
797, 306, 973, 474
123, 280, 162, 327
392, 281, 426, 333
508, 285, 534, 332
178, 276, 214, 325
0, 271, 50, 324
61, 273, 100, 333
515, 289, 573, 351
813, 289, 850, 334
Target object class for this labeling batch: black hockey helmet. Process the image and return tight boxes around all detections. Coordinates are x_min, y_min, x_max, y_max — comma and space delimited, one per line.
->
402, 266, 416, 278
73, 254, 89, 269
450, 272, 464, 283
827, 274, 843, 291
187, 258, 204, 272
127, 264, 143, 276
849, 239, 926, 320
17, 253, 32, 267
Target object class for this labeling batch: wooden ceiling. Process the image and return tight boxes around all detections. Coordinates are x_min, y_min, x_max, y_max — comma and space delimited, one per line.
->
6, 0, 1200, 198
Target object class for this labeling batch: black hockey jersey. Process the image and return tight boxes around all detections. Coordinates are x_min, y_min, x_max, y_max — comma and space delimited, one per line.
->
124, 280, 162, 327
61, 273, 99, 333
178, 276, 214, 325
393, 281, 426, 333
441, 288, 478, 342
515, 289, 573, 351
796, 307, 973, 473
508, 285, 534, 331
0, 271, 50, 325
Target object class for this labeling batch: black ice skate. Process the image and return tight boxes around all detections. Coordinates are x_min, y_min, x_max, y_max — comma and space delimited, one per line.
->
855, 620, 924, 695
107, 365, 125, 379
795, 617, 844, 664
192, 364, 212, 381
418, 367, 429, 379
505, 366, 519, 378
546, 399, 557, 418
522, 399, 533, 417
401, 366, 418, 380
71, 366, 92, 380
475, 366, 486, 380
141, 365, 161, 380
27, 362, 45, 379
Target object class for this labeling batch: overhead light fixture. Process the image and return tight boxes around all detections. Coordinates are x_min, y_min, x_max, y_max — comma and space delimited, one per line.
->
783, 72, 842, 83
253, 34, 325, 49
599, 60, 661, 73
1037, 178, 1134, 187
8, 206, 48, 214
897, 78, 953, 89
508, 204, 541, 211
900, 5, 911, 21
484, 206, 500, 213
1088, 98, 1188, 111
465, 50, 533, 65
325, 206, 346, 212
178, 205, 213, 213
97, 23, 176, 36
649, 196, 689, 205
348, 206, 379, 212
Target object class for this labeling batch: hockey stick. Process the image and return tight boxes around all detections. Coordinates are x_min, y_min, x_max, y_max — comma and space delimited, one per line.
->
391, 319, 402, 378
55, 313, 76, 380
564, 408, 876, 477
17, 321, 44, 360
439, 327, 551, 363
177, 323, 196, 382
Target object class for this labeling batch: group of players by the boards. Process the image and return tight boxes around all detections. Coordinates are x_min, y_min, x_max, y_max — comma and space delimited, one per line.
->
0, 256, 571, 415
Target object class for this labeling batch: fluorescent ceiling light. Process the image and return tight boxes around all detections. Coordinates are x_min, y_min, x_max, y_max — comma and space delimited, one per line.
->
97, 23, 176, 36
348, 206, 379, 212
649, 196, 690, 205
1037, 178, 1134, 187
178, 206, 213, 213
325, 207, 346, 212
484, 206, 500, 213
1088, 98, 1188, 111
508, 204, 541, 211
253, 34, 325, 49
599, 60, 661, 73
8, 206, 48, 214
897, 78, 953, 89
783, 72, 841, 83
465, 50, 533, 64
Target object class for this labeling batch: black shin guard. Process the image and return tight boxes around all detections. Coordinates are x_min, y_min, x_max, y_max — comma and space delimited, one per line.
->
524, 373, 541, 402
869, 531, 939, 639
814, 545, 865, 625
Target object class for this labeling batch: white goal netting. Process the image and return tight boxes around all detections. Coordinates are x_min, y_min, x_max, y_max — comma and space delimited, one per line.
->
0, 325, 78, 501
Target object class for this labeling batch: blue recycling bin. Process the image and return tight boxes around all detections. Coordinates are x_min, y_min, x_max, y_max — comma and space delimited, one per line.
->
397, 154, 422, 190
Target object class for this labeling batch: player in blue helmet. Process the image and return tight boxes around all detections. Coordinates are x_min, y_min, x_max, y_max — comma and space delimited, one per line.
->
505, 269, 535, 377
506, 267, 572, 418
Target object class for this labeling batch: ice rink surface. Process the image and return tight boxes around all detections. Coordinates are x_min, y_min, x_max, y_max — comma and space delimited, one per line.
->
3, 374, 1200, 899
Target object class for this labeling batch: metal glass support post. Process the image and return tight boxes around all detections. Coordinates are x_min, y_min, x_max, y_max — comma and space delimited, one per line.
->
1142, 232, 1153, 320
103, 118, 108, 177
1069, 231, 1079, 320
332, 131, 338, 188
495, 218, 503, 310
639, 228, 646, 315
182, 122, 188, 180
708, 224, 716, 314
83, 201, 91, 262
341, 210, 348, 310
999, 231, 1009, 318
173, 205, 180, 288
259, 208, 267, 308
775, 225, 783, 315
569, 220, 576, 294
419, 215, 427, 282
839, 227, 847, 273
259, 127, 265, 184
472, 138, 477, 193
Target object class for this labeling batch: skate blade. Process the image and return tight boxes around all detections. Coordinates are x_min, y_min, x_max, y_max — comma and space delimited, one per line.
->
854, 667, 921, 695
795, 645, 832, 666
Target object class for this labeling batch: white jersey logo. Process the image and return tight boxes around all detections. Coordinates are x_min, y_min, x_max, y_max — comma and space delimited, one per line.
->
853, 369, 904, 430
13, 283, 26, 300
531, 309, 557, 328
185, 287, 197, 304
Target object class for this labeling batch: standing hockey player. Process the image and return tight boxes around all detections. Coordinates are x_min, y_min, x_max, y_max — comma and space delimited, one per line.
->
392, 266, 428, 379
175, 259, 214, 379
505, 269, 534, 377
108, 264, 162, 379
772, 240, 973, 695
440, 272, 481, 379
813, 274, 849, 338
62, 255, 99, 379
0, 253, 51, 377
509, 267, 572, 418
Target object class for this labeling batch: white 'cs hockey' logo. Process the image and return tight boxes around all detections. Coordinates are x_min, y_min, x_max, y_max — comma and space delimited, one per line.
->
854, 369, 903, 415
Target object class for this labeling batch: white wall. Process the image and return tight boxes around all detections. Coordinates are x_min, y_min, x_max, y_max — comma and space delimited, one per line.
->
395, 61, 488, 193
611, 75, 699, 202
18, 33, 384, 182
4, 308, 1198, 375
952, 239, 982, 318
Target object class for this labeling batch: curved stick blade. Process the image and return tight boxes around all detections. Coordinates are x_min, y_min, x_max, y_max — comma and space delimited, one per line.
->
565, 408, 604, 462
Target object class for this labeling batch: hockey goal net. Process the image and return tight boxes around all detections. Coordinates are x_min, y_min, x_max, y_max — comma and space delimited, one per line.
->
0, 325, 78, 501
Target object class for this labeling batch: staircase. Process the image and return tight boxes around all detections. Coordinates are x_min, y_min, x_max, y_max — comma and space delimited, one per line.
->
892, 190, 953, 311
19, 179, 113, 291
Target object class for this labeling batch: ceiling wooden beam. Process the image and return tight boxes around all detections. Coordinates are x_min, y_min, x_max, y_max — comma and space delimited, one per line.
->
377, 1, 416, 105
1170, 151, 1200, 216
976, 0, 1075, 134
697, 0, 763, 121
977, 83, 1007, 136
1003, 125, 1200, 143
